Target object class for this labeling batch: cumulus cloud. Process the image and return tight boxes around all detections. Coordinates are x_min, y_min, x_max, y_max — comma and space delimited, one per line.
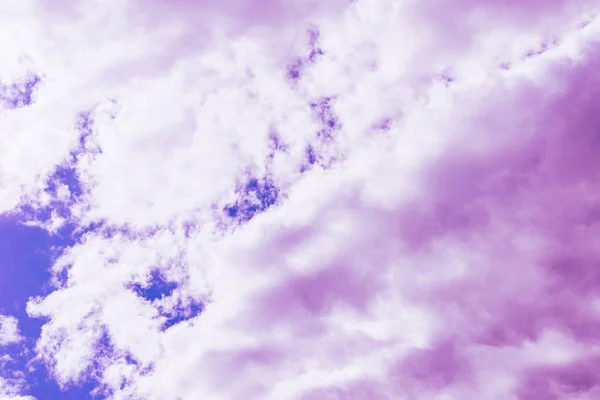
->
0, 0, 599, 399
0, 316, 21, 347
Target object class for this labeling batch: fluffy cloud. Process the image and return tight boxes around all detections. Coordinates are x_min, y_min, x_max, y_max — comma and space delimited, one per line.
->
0, 0, 599, 399
0, 317, 21, 347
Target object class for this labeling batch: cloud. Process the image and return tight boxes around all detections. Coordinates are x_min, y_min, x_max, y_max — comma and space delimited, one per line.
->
0, 317, 32, 400
0, 0, 598, 399
0, 316, 21, 347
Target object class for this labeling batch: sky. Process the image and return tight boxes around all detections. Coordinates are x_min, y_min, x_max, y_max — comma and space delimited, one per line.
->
1, 0, 600, 399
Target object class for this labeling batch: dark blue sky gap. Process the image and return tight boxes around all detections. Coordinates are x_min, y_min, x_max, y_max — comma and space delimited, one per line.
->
0, 156, 100, 398
0, 74, 41, 109
161, 299, 203, 330
223, 176, 279, 224
19, 112, 91, 228
286, 27, 324, 82
0, 111, 102, 399
0, 104, 205, 397
128, 270, 204, 331
129, 270, 178, 302
0, 214, 98, 399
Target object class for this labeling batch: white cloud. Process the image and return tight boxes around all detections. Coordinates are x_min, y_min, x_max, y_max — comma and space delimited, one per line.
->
0, 316, 21, 347
0, 317, 30, 400
0, 377, 34, 400
1, 0, 599, 399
